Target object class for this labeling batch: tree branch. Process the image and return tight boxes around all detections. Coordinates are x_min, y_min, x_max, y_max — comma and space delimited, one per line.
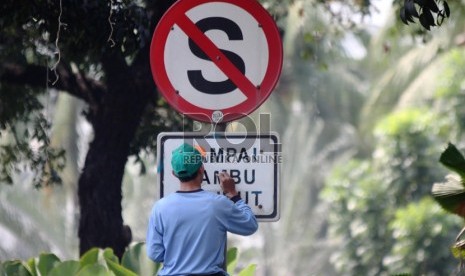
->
1, 62, 106, 107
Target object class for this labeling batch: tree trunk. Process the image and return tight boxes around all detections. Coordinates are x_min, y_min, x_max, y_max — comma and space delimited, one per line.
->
77, 53, 150, 258
76, 0, 176, 258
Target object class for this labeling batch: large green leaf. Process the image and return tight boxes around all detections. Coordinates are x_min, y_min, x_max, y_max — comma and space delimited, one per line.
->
102, 248, 119, 264
37, 253, 60, 276
48, 260, 81, 276
80, 248, 100, 267
105, 257, 137, 276
25, 257, 37, 276
439, 143, 465, 180
103, 248, 137, 276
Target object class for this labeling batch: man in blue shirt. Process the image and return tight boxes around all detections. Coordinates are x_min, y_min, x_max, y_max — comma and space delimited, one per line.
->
146, 143, 258, 276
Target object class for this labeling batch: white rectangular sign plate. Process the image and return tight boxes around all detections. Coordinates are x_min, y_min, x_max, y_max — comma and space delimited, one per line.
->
156, 132, 280, 222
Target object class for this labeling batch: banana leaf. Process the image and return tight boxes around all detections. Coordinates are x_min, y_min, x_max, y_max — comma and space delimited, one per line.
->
432, 174, 465, 217
439, 143, 465, 180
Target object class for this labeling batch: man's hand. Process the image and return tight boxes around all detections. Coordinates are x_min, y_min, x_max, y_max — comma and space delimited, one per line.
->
218, 172, 238, 199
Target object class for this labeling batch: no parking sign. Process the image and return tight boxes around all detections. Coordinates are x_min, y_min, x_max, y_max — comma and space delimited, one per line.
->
150, 0, 283, 123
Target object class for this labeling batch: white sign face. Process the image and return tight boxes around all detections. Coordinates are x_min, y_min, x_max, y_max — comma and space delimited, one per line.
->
156, 132, 280, 222
164, 2, 268, 110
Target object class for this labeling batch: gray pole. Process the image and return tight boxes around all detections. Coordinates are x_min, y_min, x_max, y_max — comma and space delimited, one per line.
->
215, 121, 228, 272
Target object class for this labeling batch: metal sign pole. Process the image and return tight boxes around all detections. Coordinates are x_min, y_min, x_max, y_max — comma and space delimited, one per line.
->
194, 121, 228, 271
213, 122, 228, 272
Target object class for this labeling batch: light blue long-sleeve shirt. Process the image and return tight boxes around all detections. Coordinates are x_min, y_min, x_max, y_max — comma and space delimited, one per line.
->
146, 189, 258, 276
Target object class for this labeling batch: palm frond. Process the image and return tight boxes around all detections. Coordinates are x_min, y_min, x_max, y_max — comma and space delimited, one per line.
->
439, 143, 465, 179
432, 174, 465, 216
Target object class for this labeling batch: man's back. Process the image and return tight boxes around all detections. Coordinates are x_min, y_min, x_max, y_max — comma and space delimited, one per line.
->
146, 189, 257, 276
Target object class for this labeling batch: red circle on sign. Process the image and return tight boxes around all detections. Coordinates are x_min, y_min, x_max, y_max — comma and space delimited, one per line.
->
150, 0, 283, 123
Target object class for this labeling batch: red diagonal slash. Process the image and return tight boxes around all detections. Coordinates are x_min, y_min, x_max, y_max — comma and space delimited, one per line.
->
176, 13, 258, 100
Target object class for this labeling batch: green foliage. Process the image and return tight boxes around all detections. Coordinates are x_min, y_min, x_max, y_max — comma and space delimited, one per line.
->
0, 0, 190, 184
323, 107, 460, 275
433, 49, 465, 134
387, 198, 460, 275
0, 244, 155, 276
373, 108, 450, 202
1, 0, 151, 64
0, 86, 43, 131
0, 243, 255, 276
322, 159, 393, 275
0, 108, 66, 187
374, 108, 437, 137
434, 50, 465, 98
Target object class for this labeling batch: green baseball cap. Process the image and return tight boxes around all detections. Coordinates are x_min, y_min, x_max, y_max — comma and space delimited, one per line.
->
171, 143, 203, 178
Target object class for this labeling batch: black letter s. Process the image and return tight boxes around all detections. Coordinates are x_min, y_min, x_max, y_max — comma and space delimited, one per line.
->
188, 17, 245, 95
